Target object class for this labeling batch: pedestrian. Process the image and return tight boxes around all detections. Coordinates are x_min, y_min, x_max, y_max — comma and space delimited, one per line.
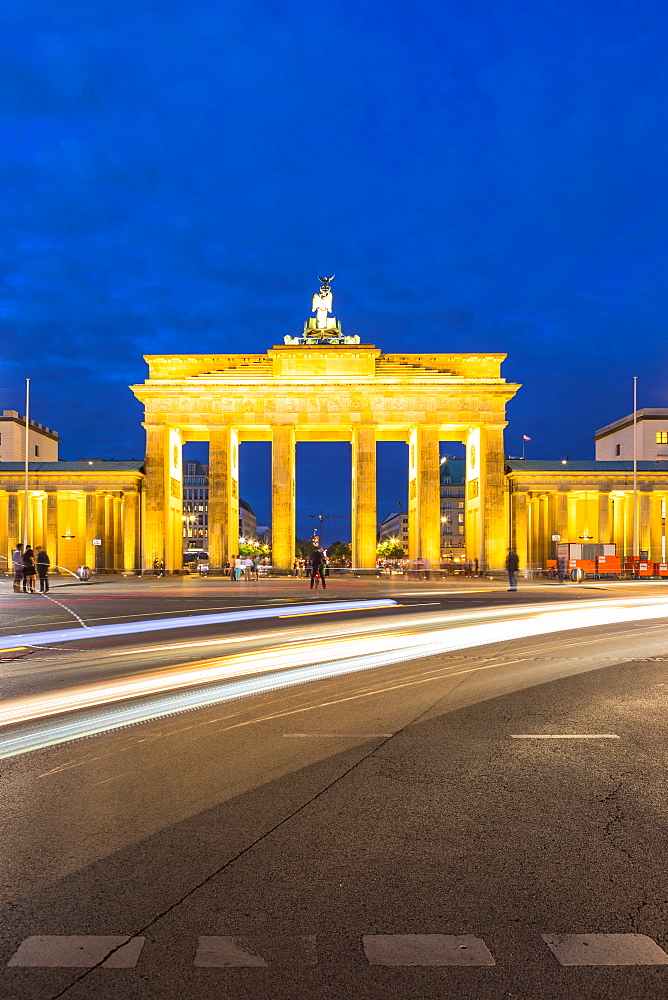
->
243, 555, 253, 581
474, 557, 479, 577
557, 554, 567, 584
309, 547, 327, 590
505, 547, 519, 591
36, 546, 50, 592
22, 546, 37, 593
252, 555, 260, 581
12, 543, 23, 593
235, 554, 244, 580
293, 559, 299, 577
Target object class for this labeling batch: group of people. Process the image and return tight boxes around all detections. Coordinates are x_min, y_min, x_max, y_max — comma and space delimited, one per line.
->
292, 548, 328, 588
11, 543, 50, 594
226, 555, 260, 581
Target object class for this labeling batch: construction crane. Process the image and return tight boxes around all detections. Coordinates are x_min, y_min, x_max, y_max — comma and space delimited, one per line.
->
307, 511, 348, 547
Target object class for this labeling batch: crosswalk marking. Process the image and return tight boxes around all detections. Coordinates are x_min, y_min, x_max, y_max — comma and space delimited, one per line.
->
5, 931, 668, 970
193, 936, 268, 968
362, 934, 495, 966
543, 933, 668, 966
6, 935, 145, 968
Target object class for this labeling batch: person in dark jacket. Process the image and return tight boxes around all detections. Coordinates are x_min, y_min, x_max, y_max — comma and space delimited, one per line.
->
505, 547, 519, 591
36, 546, 50, 592
22, 546, 36, 593
309, 548, 327, 590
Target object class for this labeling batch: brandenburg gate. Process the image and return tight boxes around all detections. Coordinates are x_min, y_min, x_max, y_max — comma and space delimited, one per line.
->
130, 279, 519, 572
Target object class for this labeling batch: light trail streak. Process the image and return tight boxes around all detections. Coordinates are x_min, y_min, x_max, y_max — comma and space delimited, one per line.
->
0, 595, 667, 759
0, 599, 397, 650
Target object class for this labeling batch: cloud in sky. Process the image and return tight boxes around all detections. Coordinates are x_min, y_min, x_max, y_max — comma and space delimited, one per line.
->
2, 0, 668, 531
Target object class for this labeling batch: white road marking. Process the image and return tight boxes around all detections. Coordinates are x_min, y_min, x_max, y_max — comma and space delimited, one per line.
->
7, 935, 145, 968
362, 934, 495, 966
283, 732, 394, 738
193, 936, 268, 967
543, 933, 668, 966
511, 734, 620, 740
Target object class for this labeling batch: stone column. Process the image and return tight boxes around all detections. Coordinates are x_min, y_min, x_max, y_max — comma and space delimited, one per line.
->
208, 426, 239, 570
0, 493, 8, 571
103, 495, 113, 572
85, 493, 98, 571
639, 493, 651, 557
8, 493, 20, 554
76, 495, 87, 569
597, 492, 611, 544
567, 493, 579, 542
649, 495, 663, 563
351, 426, 377, 569
114, 496, 124, 570
123, 491, 139, 572
143, 423, 182, 572
481, 425, 507, 571
537, 495, 548, 568
272, 425, 296, 571
512, 491, 528, 571
46, 493, 58, 571
144, 425, 167, 569
408, 425, 440, 566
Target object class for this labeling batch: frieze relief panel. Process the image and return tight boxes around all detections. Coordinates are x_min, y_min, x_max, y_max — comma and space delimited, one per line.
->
142, 389, 508, 425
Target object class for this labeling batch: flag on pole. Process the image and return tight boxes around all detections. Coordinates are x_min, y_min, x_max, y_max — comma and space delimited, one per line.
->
523, 434, 531, 441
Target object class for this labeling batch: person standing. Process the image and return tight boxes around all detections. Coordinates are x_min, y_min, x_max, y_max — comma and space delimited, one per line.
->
505, 547, 519, 591
12, 543, 23, 594
309, 547, 327, 590
36, 546, 50, 592
22, 546, 37, 593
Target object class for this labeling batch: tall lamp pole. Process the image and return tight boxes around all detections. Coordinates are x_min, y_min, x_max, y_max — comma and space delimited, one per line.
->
23, 378, 30, 549
632, 376, 638, 560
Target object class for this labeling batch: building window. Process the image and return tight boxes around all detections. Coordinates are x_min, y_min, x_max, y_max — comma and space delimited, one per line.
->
458, 502, 464, 508
34, 445, 39, 456
443, 502, 452, 509
656, 432, 668, 444
615, 444, 620, 455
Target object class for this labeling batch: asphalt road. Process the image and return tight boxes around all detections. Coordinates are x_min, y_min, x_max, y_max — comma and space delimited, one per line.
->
0, 575, 666, 999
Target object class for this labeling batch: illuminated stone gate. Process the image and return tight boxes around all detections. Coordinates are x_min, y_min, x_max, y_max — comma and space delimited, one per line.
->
130, 282, 519, 572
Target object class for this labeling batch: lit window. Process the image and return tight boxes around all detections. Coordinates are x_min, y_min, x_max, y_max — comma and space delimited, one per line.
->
458, 502, 464, 508
656, 432, 668, 444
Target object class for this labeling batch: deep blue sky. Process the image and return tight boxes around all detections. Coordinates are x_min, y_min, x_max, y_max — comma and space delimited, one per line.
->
2, 1, 668, 538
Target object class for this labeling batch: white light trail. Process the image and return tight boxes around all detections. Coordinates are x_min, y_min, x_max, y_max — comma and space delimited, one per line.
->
0, 595, 667, 758
0, 599, 397, 650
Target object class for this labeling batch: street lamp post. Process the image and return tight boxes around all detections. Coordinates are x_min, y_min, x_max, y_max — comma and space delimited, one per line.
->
23, 378, 30, 550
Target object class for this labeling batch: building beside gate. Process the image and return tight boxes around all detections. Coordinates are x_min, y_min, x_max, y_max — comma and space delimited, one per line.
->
595, 409, 668, 461
507, 460, 668, 570
0, 460, 144, 575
